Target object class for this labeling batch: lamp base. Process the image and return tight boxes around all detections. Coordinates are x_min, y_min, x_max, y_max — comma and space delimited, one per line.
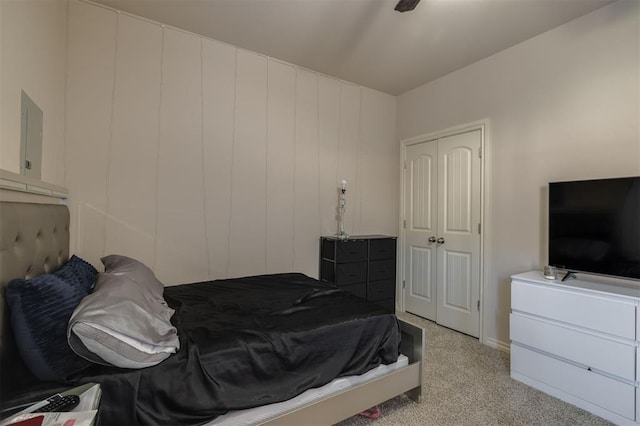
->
335, 232, 350, 240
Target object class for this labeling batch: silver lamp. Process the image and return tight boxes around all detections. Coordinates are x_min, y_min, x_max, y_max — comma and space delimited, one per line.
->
336, 179, 349, 240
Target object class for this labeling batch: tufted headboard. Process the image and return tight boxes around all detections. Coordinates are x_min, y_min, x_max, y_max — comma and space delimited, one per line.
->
0, 201, 71, 389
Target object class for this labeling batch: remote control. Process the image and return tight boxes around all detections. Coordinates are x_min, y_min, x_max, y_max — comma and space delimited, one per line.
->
37, 395, 80, 413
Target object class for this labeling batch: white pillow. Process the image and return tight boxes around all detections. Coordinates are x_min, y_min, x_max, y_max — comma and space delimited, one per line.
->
101, 254, 166, 303
67, 260, 179, 369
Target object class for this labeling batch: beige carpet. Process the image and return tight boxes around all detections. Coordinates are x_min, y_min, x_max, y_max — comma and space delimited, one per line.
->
336, 312, 612, 426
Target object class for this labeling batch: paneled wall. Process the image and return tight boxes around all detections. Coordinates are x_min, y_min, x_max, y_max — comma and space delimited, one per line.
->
65, 1, 397, 285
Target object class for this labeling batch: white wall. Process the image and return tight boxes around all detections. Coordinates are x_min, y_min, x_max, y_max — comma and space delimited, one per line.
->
0, 0, 67, 186
65, 1, 398, 284
397, 0, 640, 347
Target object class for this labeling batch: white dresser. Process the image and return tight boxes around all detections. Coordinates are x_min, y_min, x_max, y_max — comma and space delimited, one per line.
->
510, 271, 640, 425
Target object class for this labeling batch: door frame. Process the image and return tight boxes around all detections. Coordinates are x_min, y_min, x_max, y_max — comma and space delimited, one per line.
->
398, 119, 493, 346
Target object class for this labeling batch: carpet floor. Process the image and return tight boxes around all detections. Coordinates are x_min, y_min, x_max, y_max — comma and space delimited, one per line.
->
336, 311, 612, 426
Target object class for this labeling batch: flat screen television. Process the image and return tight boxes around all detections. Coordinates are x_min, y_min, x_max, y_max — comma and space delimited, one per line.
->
548, 176, 640, 280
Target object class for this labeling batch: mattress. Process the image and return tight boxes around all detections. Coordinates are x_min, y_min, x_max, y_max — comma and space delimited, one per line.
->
208, 354, 409, 425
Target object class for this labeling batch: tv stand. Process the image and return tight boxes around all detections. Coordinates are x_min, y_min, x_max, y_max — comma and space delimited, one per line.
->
510, 271, 640, 425
560, 270, 576, 282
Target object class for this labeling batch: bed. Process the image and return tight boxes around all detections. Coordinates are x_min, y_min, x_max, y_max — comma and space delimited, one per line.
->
0, 201, 423, 425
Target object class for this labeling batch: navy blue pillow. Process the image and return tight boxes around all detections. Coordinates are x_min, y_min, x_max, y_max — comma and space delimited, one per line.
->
5, 255, 98, 382
53, 255, 97, 294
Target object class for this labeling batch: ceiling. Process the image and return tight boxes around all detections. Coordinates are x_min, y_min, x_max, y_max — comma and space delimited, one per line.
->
92, 0, 615, 95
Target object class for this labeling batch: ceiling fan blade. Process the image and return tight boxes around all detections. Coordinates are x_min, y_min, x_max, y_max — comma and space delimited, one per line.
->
394, 0, 421, 13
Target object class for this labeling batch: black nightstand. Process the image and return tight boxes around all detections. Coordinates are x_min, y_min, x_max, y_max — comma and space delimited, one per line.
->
319, 235, 397, 313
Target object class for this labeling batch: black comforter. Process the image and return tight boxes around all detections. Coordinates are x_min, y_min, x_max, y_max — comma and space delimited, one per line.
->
4, 273, 400, 425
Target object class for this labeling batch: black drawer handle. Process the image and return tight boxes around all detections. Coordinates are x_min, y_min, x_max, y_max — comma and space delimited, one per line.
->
347, 272, 358, 276
347, 251, 360, 254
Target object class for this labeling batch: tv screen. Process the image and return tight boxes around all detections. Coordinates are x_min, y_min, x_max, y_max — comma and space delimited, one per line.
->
548, 176, 640, 280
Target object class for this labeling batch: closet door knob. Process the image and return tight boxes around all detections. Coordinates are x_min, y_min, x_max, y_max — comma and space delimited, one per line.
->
428, 236, 436, 243
437, 237, 445, 244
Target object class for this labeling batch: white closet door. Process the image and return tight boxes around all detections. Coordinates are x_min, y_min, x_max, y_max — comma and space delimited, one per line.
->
402, 129, 482, 337
403, 140, 438, 320
436, 130, 481, 337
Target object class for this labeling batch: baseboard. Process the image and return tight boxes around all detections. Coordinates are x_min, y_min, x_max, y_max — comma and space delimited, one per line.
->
484, 336, 510, 353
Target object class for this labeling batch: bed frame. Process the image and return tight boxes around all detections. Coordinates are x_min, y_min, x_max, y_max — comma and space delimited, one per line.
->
0, 201, 424, 425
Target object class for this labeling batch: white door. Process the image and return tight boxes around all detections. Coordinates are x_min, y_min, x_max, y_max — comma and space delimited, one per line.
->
403, 129, 482, 337
403, 140, 438, 320
435, 131, 481, 336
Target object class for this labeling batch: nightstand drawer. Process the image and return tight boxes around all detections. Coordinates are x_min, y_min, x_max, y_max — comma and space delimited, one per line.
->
368, 259, 396, 282
368, 279, 395, 301
369, 238, 396, 260
335, 262, 367, 285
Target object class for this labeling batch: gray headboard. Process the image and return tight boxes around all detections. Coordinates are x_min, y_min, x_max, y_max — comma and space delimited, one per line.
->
0, 201, 70, 367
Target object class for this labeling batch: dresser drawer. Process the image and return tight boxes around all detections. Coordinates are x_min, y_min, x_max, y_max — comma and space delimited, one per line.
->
368, 259, 396, 282
335, 262, 367, 285
636, 390, 639, 425
336, 240, 368, 263
370, 297, 394, 313
341, 283, 367, 299
637, 348, 640, 383
369, 238, 396, 260
321, 238, 368, 263
510, 313, 635, 381
511, 344, 636, 420
511, 281, 636, 340
368, 279, 395, 301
